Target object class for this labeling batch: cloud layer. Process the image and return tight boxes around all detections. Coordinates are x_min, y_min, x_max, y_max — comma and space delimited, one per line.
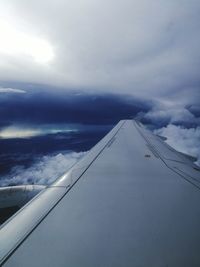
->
0, 0, 200, 99
141, 102, 200, 129
0, 87, 26, 94
0, 87, 151, 127
0, 151, 86, 186
155, 125, 200, 165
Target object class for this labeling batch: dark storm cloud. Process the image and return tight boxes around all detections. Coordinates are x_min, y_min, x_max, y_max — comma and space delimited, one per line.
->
187, 104, 200, 118
0, 84, 151, 126
0, 122, 10, 130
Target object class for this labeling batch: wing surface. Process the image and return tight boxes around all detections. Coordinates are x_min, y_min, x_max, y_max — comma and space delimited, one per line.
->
1, 120, 200, 267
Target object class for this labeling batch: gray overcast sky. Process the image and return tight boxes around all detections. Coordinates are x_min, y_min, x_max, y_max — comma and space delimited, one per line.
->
0, 0, 200, 102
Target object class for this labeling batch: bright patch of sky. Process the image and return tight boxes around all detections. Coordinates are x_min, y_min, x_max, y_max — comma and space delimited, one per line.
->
0, 87, 26, 94
0, 126, 78, 139
0, 18, 54, 64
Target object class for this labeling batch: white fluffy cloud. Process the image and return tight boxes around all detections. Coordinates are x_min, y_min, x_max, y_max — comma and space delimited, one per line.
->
155, 125, 200, 165
143, 100, 200, 127
0, 0, 200, 98
0, 151, 86, 186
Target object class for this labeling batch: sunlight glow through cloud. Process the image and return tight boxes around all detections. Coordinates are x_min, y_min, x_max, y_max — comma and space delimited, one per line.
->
0, 87, 26, 94
0, 126, 78, 139
0, 127, 41, 139
0, 19, 54, 64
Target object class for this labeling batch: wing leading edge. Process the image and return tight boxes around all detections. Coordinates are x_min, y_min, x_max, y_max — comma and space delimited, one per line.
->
1, 120, 200, 267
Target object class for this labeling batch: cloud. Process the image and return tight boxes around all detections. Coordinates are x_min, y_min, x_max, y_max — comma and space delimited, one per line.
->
138, 100, 200, 165
155, 124, 200, 165
0, 88, 151, 126
187, 104, 200, 118
0, 87, 26, 94
0, 151, 86, 186
0, 125, 78, 139
140, 100, 200, 129
1, 0, 200, 190
0, 0, 200, 99
0, 19, 54, 64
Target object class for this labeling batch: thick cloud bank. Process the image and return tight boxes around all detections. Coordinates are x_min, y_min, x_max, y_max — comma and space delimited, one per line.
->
0, 1, 200, 99
0, 87, 151, 126
140, 101, 200, 129
0, 151, 86, 186
155, 125, 200, 165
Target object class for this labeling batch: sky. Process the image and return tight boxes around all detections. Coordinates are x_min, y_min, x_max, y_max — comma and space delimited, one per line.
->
0, 0, 200, 185
0, 0, 200, 98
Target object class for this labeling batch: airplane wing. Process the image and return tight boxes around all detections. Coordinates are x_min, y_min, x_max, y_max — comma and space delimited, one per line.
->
1, 120, 200, 267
